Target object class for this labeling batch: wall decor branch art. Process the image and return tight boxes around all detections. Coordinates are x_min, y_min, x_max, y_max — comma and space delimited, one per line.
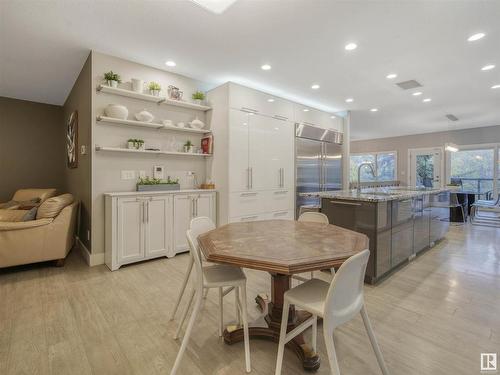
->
66, 111, 78, 168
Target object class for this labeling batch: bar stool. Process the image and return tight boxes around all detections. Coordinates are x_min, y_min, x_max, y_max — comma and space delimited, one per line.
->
275, 249, 389, 375
170, 217, 251, 375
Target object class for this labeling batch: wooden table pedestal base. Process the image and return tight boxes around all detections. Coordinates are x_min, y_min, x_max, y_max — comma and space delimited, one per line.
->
222, 273, 321, 372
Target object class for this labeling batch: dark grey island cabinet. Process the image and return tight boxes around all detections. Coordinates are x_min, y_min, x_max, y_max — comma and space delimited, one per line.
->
320, 190, 450, 284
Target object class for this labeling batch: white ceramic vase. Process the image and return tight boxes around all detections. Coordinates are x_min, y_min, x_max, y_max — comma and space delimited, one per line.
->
134, 110, 154, 123
131, 78, 144, 93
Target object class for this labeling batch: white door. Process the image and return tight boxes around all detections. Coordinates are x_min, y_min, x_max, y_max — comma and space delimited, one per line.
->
249, 114, 274, 190
173, 194, 193, 254
273, 118, 294, 189
229, 109, 250, 192
194, 193, 215, 221
409, 148, 443, 188
117, 197, 145, 264
145, 196, 171, 258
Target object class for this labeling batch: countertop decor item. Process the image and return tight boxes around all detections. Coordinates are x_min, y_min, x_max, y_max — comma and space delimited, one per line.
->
192, 90, 206, 105
66, 111, 78, 168
176, 122, 186, 128
104, 104, 128, 120
189, 117, 205, 129
162, 119, 173, 127
131, 78, 144, 93
136, 176, 180, 192
200, 183, 215, 189
168, 85, 183, 100
127, 138, 145, 150
103, 71, 121, 88
183, 140, 194, 153
134, 109, 154, 122
148, 81, 162, 96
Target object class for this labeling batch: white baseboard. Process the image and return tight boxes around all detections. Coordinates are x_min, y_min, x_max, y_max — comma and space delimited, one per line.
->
76, 237, 105, 266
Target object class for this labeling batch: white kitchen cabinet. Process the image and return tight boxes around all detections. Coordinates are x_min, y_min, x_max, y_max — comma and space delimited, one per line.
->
173, 192, 217, 255
294, 105, 324, 126
229, 191, 266, 218
267, 190, 294, 212
105, 191, 216, 271
229, 109, 250, 192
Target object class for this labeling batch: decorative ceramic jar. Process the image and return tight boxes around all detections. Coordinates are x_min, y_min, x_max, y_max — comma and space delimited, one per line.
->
104, 104, 128, 120
168, 85, 183, 100
131, 78, 144, 93
134, 110, 154, 122
189, 117, 205, 129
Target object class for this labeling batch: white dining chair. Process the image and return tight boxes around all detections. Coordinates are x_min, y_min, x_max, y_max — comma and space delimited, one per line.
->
275, 249, 389, 375
170, 217, 251, 375
293, 212, 334, 283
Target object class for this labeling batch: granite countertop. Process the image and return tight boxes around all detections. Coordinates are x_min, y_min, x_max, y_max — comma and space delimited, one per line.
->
300, 187, 450, 202
105, 189, 216, 197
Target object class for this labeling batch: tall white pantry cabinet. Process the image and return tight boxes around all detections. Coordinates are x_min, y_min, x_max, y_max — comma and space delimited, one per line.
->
105, 191, 216, 271
207, 82, 343, 225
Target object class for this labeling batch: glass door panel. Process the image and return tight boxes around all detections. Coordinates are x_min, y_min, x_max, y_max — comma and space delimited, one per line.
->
409, 148, 442, 188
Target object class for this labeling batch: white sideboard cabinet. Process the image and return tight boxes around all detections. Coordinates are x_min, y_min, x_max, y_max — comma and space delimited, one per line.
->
105, 190, 216, 271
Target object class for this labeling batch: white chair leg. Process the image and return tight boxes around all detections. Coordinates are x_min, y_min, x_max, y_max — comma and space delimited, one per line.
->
240, 285, 251, 373
170, 291, 203, 375
361, 305, 390, 375
235, 286, 241, 326
174, 288, 196, 339
312, 316, 317, 354
274, 300, 290, 375
323, 326, 341, 375
218, 287, 224, 337
170, 255, 194, 320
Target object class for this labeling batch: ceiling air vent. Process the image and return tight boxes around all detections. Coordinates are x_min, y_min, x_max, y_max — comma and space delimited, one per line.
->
446, 114, 459, 121
395, 80, 422, 90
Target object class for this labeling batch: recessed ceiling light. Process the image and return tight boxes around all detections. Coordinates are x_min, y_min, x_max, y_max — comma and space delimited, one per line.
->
467, 32, 485, 42
412, 92, 423, 96
345, 43, 357, 51
422, 98, 432, 102
330, 115, 336, 119
370, 108, 378, 112
189, 0, 238, 14
311, 84, 320, 90
303, 108, 310, 112
267, 98, 275, 102
165, 60, 176, 67
386, 73, 397, 79
261, 64, 271, 71
492, 84, 500, 89
345, 98, 354, 103
481, 64, 495, 71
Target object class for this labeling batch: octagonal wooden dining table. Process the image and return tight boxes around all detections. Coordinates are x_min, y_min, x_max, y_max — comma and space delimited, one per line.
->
198, 219, 369, 372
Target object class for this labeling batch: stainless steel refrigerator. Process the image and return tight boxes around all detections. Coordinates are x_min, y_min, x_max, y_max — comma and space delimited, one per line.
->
295, 123, 343, 218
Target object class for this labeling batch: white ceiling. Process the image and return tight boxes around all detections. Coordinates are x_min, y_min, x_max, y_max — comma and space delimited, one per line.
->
1, 0, 499, 140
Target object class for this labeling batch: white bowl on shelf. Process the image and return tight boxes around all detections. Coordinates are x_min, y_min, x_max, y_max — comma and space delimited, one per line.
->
134, 110, 154, 123
189, 117, 205, 129
104, 104, 128, 120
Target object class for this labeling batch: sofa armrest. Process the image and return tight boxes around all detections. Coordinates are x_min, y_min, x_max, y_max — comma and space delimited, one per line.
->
0, 218, 53, 231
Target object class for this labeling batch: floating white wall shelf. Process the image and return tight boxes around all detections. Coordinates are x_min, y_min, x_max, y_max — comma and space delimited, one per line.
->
97, 85, 212, 111
95, 145, 211, 157
97, 116, 210, 134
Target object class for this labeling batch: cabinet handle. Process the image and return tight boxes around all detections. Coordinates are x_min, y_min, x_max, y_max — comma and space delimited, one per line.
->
146, 201, 149, 223
191, 197, 196, 218
329, 200, 362, 206
246, 168, 251, 189
273, 115, 288, 121
240, 192, 258, 197
250, 167, 253, 189
274, 190, 288, 195
195, 198, 198, 217
241, 215, 258, 221
281, 168, 285, 187
241, 107, 259, 114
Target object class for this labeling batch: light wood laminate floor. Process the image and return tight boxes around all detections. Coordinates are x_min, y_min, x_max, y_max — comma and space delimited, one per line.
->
1, 223, 499, 375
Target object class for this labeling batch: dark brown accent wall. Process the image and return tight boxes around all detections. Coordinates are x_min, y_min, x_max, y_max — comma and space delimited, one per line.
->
0, 96, 64, 202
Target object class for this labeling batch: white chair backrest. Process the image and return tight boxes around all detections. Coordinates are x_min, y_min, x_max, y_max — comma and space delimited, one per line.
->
186, 217, 216, 285
323, 249, 370, 330
298, 212, 329, 224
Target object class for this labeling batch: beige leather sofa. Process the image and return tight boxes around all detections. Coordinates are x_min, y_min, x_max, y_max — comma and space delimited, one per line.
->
0, 189, 78, 268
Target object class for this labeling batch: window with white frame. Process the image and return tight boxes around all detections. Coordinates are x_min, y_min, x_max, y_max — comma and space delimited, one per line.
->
350, 151, 397, 182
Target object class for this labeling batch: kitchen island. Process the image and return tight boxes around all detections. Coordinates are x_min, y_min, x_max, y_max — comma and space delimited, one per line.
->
303, 188, 451, 284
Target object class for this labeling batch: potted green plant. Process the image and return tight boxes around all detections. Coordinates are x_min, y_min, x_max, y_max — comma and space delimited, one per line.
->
192, 91, 206, 105
136, 139, 145, 151
103, 71, 121, 88
136, 176, 180, 192
127, 138, 136, 149
183, 140, 194, 153
148, 81, 162, 96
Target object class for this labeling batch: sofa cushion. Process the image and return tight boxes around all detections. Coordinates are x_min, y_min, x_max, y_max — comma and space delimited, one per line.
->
0, 200, 20, 210
0, 208, 37, 222
12, 189, 57, 204
36, 194, 74, 219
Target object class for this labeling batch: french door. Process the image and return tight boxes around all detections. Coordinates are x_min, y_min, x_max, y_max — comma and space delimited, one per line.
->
408, 148, 443, 188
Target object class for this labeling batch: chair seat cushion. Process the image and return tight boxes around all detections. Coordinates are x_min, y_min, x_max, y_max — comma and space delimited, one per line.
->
36, 194, 74, 219
202, 264, 246, 287
284, 278, 330, 317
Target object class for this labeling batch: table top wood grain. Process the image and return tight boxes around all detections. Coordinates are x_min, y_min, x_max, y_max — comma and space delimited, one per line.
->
198, 220, 369, 275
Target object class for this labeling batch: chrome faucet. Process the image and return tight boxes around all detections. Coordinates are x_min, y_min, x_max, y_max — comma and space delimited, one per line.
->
357, 162, 376, 194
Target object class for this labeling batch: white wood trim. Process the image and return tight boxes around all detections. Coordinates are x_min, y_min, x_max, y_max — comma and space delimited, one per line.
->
97, 116, 211, 134
76, 237, 105, 266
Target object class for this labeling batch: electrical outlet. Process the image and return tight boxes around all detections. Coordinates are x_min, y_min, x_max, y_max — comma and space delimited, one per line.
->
87, 230, 90, 242
139, 170, 146, 178
121, 170, 136, 180
80, 145, 87, 155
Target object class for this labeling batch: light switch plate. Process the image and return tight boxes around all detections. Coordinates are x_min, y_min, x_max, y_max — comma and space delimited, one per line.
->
80, 145, 87, 155
121, 170, 136, 180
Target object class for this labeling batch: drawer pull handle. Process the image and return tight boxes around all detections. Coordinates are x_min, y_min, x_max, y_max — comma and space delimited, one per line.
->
240, 192, 258, 197
329, 200, 362, 206
241, 107, 259, 113
274, 191, 288, 195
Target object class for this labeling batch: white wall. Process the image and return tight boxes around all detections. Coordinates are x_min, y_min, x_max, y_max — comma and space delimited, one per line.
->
91, 52, 211, 254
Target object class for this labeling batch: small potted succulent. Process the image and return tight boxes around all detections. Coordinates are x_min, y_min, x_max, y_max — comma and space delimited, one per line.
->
183, 140, 194, 153
136, 176, 180, 192
192, 91, 206, 105
127, 138, 135, 149
148, 81, 162, 96
104, 71, 121, 88
127, 139, 145, 150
